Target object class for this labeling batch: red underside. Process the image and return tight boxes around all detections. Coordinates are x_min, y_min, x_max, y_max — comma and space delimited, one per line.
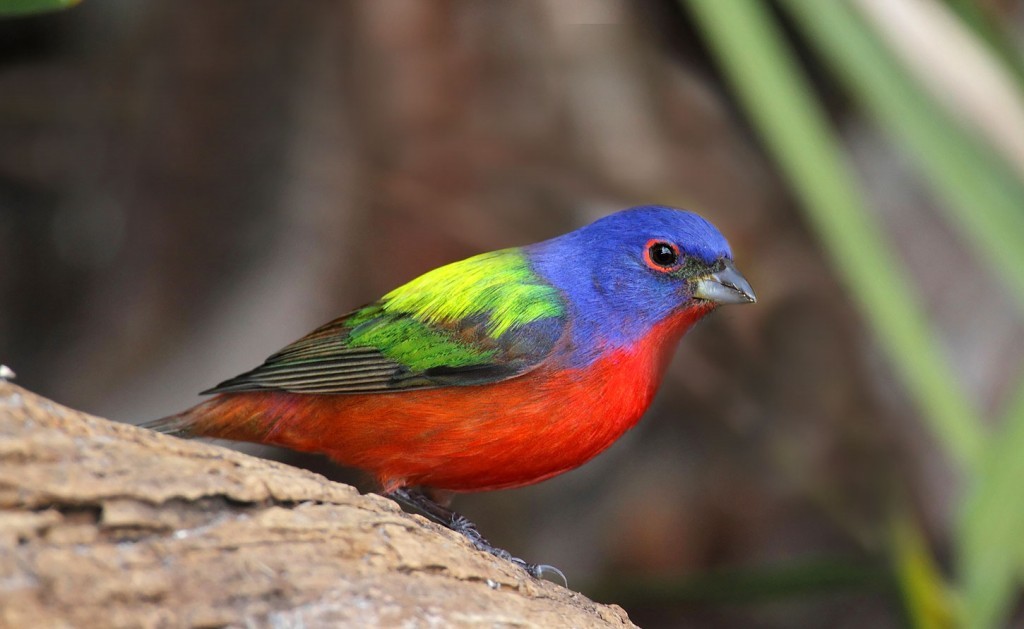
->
185, 305, 713, 493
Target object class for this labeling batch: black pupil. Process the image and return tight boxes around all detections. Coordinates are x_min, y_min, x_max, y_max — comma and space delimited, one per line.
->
649, 243, 678, 267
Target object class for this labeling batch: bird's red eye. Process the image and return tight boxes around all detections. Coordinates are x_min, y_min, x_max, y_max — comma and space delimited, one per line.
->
644, 240, 681, 271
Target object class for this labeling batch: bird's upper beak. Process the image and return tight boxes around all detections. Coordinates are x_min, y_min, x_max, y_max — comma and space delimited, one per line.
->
693, 259, 756, 305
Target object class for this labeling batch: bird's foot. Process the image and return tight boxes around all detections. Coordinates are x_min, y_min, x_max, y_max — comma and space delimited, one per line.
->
511, 557, 568, 586
385, 488, 567, 587
449, 513, 567, 586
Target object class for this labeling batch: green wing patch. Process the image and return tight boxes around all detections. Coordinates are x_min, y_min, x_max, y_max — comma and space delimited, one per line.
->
346, 313, 497, 371
379, 249, 564, 337
204, 249, 566, 395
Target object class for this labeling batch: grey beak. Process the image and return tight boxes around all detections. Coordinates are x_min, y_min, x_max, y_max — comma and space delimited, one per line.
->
693, 259, 756, 305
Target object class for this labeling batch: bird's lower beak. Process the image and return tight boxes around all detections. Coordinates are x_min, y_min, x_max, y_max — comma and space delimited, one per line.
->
693, 260, 756, 305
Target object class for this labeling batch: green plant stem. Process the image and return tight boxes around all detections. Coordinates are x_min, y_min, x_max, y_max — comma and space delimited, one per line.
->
941, 0, 1024, 87
959, 383, 1024, 628
892, 515, 957, 628
687, 0, 984, 472
0, 0, 80, 16
784, 0, 1024, 316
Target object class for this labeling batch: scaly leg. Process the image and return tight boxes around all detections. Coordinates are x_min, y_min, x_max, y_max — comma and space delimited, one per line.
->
385, 487, 566, 586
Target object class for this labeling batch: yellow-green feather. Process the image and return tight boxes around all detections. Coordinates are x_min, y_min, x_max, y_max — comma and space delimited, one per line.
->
379, 248, 563, 337
347, 316, 497, 371
203, 248, 566, 393
339, 249, 563, 372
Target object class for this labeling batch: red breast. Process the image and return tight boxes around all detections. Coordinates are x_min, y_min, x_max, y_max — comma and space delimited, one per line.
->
185, 305, 713, 492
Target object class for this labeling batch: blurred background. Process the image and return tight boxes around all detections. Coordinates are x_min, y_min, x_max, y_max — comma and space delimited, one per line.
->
2, 0, 1024, 627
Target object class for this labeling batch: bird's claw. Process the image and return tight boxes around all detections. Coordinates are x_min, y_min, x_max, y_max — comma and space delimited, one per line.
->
518, 560, 568, 587
385, 489, 568, 587
467, 536, 567, 586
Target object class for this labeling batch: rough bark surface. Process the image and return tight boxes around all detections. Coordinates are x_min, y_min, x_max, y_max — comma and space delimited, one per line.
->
0, 382, 635, 628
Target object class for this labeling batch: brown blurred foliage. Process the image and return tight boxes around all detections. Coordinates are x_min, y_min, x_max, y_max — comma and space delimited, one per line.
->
4, 1, 1020, 627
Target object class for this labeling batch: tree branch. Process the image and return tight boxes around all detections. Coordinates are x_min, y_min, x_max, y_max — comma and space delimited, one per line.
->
0, 382, 634, 628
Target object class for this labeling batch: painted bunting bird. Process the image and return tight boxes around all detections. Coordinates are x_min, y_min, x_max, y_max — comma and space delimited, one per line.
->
146, 205, 754, 580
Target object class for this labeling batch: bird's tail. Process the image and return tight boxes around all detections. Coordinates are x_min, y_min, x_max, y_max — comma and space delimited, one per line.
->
138, 409, 200, 437
138, 396, 229, 438
138, 394, 280, 443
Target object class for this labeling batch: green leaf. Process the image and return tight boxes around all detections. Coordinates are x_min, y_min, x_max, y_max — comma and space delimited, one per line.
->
958, 384, 1024, 629
941, 0, 1024, 87
892, 515, 958, 629
0, 0, 80, 16
783, 0, 1024, 316
773, 3, 1024, 625
686, 0, 984, 473
687, 0, 1024, 626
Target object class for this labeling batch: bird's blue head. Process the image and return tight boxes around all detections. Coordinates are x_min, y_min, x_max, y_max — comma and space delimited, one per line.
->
528, 205, 755, 352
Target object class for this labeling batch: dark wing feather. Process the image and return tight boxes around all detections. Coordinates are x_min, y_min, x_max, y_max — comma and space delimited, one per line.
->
202, 305, 566, 396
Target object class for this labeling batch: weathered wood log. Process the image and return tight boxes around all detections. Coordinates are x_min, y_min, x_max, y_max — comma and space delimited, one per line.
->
0, 382, 635, 628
